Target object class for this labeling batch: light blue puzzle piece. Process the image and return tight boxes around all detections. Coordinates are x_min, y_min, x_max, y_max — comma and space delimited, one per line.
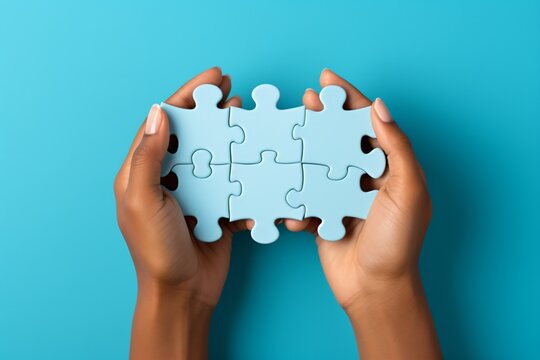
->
230, 84, 304, 164
169, 163, 241, 242
286, 164, 377, 241
293, 85, 386, 180
229, 151, 304, 244
160, 84, 244, 176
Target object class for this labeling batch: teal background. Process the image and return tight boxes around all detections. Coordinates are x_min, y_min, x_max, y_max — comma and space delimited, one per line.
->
1, 0, 539, 358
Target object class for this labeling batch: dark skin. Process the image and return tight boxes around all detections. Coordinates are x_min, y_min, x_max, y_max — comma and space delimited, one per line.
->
114, 67, 442, 359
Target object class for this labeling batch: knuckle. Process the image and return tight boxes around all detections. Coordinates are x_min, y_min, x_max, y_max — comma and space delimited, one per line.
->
409, 182, 432, 218
401, 135, 413, 150
116, 208, 129, 233
124, 192, 146, 215
113, 173, 124, 196
149, 260, 174, 281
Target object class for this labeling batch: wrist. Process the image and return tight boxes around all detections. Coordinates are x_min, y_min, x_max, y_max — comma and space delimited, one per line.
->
130, 280, 213, 360
137, 279, 215, 319
343, 270, 442, 359
343, 269, 423, 318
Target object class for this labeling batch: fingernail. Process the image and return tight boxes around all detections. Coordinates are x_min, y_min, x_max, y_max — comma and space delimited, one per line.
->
305, 87, 314, 93
374, 98, 394, 123
145, 104, 162, 135
321, 67, 331, 75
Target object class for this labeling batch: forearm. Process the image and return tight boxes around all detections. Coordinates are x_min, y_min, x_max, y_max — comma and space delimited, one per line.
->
129, 281, 213, 360
346, 273, 442, 360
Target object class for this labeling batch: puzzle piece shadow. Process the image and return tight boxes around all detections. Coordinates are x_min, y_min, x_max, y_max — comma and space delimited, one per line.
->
402, 105, 475, 358
209, 228, 324, 359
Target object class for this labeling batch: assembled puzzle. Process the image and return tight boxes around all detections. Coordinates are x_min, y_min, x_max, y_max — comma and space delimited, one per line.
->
160, 84, 386, 244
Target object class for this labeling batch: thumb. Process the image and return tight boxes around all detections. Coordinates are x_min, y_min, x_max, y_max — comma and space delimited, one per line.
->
127, 104, 170, 201
370, 98, 422, 184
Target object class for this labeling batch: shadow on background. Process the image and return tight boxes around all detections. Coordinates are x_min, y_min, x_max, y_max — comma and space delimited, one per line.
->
409, 105, 479, 360
208, 226, 351, 360
208, 231, 258, 360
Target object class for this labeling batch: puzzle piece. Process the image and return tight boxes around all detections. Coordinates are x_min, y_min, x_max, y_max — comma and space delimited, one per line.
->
286, 164, 377, 241
293, 85, 386, 180
160, 84, 244, 176
169, 163, 241, 242
229, 151, 304, 244
230, 84, 304, 164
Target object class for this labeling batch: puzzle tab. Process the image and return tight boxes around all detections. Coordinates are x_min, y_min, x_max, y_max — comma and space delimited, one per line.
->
160, 83, 387, 243
230, 151, 304, 244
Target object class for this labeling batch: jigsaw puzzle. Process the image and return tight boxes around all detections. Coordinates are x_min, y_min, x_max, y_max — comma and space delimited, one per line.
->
161, 83, 386, 244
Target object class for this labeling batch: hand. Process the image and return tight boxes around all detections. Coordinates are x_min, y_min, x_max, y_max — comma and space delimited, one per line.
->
285, 69, 441, 359
286, 69, 432, 304
114, 67, 249, 359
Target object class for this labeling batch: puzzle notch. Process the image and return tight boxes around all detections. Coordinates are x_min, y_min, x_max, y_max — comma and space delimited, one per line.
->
230, 84, 304, 164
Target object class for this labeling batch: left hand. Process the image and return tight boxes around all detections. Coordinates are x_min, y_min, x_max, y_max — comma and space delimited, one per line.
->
114, 67, 248, 308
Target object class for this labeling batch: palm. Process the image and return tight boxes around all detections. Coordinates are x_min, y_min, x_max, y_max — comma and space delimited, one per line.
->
316, 185, 425, 306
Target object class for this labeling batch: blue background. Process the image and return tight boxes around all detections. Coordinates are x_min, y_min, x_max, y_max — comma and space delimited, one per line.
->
1, 0, 539, 359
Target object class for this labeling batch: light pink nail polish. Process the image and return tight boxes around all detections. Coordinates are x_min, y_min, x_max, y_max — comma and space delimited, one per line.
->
145, 104, 162, 135
374, 98, 394, 123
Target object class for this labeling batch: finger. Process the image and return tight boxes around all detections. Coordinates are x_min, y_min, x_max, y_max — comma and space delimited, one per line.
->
226, 219, 253, 233
126, 105, 170, 203
285, 219, 309, 232
223, 95, 242, 109
165, 66, 224, 108
370, 98, 423, 184
304, 218, 322, 234
114, 122, 145, 202
218, 74, 232, 107
284, 218, 318, 234
320, 68, 371, 110
303, 88, 323, 111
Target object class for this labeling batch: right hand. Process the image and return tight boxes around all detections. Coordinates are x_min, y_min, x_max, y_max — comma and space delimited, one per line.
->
285, 69, 433, 309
